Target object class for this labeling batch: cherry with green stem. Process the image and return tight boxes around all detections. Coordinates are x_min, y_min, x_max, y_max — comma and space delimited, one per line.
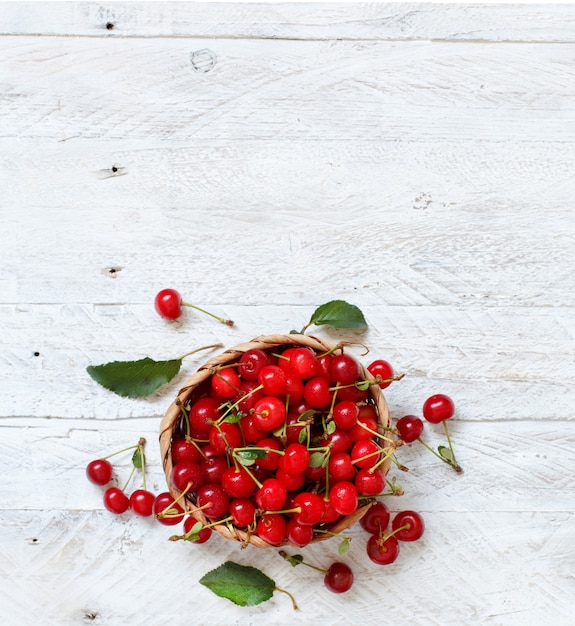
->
155, 288, 234, 325
279, 551, 354, 594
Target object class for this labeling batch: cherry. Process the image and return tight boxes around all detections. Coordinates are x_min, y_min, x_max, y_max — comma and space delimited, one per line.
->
211, 367, 241, 399
332, 400, 360, 431
275, 468, 306, 492
154, 492, 185, 525
351, 439, 381, 469
183, 516, 213, 543
171, 439, 202, 465
283, 374, 304, 403
154, 288, 182, 320
86, 459, 113, 485
329, 353, 360, 386
392, 510, 425, 542
239, 412, 267, 443
238, 349, 274, 381
292, 492, 325, 526
189, 397, 220, 434
209, 422, 242, 454
328, 481, 358, 516
254, 437, 283, 471
366, 534, 399, 565
253, 396, 286, 431
367, 359, 394, 389
196, 483, 230, 519
422, 393, 454, 424
237, 381, 265, 415
129, 489, 156, 517
258, 365, 287, 396
286, 518, 314, 547
256, 513, 287, 545
278, 443, 310, 476
229, 498, 256, 527
154, 288, 234, 325
103, 487, 129, 514
303, 376, 332, 409
283, 347, 318, 380
328, 451, 356, 482
351, 415, 378, 442
200, 455, 228, 484
324, 562, 354, 594
360, 501, 390, 534
396, 415, 424, 443
221, 467, 256, 499
255, 478, 287, 511
355, 468, 386, 496
324, 428, 354, 453
170, 461, 204, 493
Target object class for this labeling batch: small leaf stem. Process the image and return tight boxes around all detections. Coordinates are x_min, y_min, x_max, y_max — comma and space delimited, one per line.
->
443, 420, 462, 472
274, 586, 299, 611
417, 436, 462, 472
278, 551, 327, 575
179, 343, 225, 361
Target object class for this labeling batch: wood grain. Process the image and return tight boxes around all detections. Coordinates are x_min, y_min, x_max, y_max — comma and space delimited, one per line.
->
0, 3, 573, 625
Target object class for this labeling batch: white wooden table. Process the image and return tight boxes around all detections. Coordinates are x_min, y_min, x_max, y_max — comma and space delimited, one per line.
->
1, 2, 574, 624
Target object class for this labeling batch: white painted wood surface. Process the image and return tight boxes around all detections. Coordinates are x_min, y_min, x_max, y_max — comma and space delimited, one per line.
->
1, 2, 574, 624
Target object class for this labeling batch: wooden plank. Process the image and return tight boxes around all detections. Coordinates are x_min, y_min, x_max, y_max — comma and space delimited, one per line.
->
1, 37, 575, 142
1, 508, 573, 624
1, 2, 575, 42
0, 303, 573, 421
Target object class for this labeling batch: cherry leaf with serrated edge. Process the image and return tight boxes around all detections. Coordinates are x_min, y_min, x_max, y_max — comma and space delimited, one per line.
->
325, 420, 337, 435
309, 451, 328, 468
86, 357, 182, 398
305, 300, 367, 331
199, 561, 276, 607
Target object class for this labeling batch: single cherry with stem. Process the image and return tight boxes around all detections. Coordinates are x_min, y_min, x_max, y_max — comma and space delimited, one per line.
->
421, 394, 462, 472
279, 551, 354, 594
154, 288, 234, 325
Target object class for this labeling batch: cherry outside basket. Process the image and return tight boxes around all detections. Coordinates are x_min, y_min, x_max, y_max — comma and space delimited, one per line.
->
159, 334, 392, 548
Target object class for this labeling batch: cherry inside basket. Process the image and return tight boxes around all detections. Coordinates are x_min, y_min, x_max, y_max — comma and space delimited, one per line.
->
159, 334, 391, 548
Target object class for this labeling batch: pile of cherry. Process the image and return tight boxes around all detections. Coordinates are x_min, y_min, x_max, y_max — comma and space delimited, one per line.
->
87, 342, 457, 593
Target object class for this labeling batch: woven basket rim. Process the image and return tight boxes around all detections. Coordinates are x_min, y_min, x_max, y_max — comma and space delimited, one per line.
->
159, 334, 391, 548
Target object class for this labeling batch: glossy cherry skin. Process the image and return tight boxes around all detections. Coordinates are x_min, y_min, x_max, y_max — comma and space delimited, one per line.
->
392, 510, 425, 541
324, 562, 354, 593
129, 489, 156, 517
154, 288, 182, 320
367, 359, 394, 389
422, 394, 455, 424
366, 534, 400, 565
86, 459, 113, 485
103, 487, 129, 514
396, 415, 424, 443
153, 492, 185, 526
360, 501, 390, 534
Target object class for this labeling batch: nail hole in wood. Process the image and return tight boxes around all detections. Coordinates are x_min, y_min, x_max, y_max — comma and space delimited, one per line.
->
105, 22, 114, 30
33, 351, 40, 357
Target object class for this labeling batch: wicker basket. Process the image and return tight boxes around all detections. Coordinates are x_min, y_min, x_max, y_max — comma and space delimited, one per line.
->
159, 334, 392, 548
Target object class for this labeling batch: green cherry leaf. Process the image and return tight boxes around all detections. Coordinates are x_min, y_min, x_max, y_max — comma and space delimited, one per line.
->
284, 553, 304, 567
223, 413, 242, 424
298, 428, 308, 444
438, 445, 454, 463
131, 447, 145, 469
325, 420, 337, 435
338, 539, 351, 557
86, 357, 183, 398
306, 300, 367, 331
235, 449, 267, 467
199, 561, 276, 607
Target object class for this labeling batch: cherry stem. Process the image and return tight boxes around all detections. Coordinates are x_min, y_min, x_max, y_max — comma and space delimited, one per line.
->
314, 528, 352, 542
416, 435, 462, 472
443, 420, 462, 472
218, 384, 264, 423
179, 343, 225, 361
180, 302, 234, 326
102, 442, 140, 460
278, 550, 327, 575
353, 420, 395, 445
274, 586, 299, 611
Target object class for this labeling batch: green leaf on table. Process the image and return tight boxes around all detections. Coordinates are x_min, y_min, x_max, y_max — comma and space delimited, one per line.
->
306, 300, 367, 331
86, 357, 183, 398
338, 538, 351, 556
199, 561, 276, 607
131, 447, 145, 469
284, 553, 304, 567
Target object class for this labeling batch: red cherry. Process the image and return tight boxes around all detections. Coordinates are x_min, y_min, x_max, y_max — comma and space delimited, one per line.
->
329, 353, 360, 386
351, 439, 381, 469
355, 468, 386, 496
286, 519, 314, 547
189, 397, 220, 434
396, 415, 424, 442
303, 376, 332, 409
332, 400, 360, 431
422, 394, 455, 424
221, 467, 256, 499
171, 439, 202, 465
284, 347, 318, 380
257, 513, 287, 546
366, 534, 399, 565
293, 492, 325, 526
360, 501, 390, 534
153, 492, 185, 525
275, 468, 306, 492
392, 510, 425, 541
254, 437, 283, 471
255, 478, 287, 511
200, 455, 228, 484
196, 483, 230, 519
129, 489, 156, 517
103, 487, 129, 514
328, 481, 358, 516
211, 368, 241, 399
209, 422, 242, 454
328, 451, 356, 482
278, 443, 310, 476
229, 498, 257, 527
367, 359, 394, 389
324, 562, 354, 593
86, 459, 113, 485
170, 461, 204, 493
253, 396, 286, 431
238, 349, 274, 381
154, 288, 182, 320
184, 517, 213, 544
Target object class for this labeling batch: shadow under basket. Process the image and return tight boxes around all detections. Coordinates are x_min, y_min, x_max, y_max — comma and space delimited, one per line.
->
159, 334, 392, 548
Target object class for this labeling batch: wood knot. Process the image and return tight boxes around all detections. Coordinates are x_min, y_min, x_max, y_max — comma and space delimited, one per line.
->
190, 49, 217, 73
